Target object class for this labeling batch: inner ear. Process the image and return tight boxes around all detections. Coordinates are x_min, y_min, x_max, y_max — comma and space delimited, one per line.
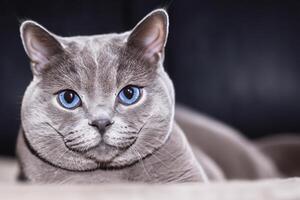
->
20, 20, 63, 75
127, 9, 169, 64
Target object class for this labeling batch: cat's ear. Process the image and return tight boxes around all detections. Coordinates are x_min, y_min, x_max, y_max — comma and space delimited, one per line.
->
20, 20, 63, 75
127, 9, 169, 64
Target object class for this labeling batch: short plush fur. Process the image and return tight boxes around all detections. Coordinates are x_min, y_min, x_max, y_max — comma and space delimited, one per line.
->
17, 9, 280, 183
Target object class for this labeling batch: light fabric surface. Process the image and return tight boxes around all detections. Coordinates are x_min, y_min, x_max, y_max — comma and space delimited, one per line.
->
0, 158, 300, 200
0, 157, 18, 184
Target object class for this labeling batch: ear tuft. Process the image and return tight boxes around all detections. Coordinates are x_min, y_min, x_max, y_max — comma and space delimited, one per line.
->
127, 9, 169, 64
20, 20, 63, 75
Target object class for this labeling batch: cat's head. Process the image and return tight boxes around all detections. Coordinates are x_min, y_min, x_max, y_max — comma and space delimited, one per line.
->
20, 9, 175, 171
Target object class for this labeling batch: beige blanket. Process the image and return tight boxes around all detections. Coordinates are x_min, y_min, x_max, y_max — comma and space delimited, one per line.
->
1, 157, 299, 200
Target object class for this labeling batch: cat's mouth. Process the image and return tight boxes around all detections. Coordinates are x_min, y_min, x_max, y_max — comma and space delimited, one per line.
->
46, 122, 138, 165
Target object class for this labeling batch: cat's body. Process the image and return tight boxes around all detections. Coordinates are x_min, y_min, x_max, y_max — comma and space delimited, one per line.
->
17, 9, 281, 183
175, 106, 279, 180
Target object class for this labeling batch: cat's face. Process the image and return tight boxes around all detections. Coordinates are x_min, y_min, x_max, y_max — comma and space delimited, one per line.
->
20, 9, 175, 171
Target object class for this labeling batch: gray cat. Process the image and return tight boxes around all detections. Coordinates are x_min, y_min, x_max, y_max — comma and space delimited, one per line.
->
17, 9, 279, 183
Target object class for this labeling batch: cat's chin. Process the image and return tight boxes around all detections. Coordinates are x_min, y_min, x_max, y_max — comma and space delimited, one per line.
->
84, 143, 124, 165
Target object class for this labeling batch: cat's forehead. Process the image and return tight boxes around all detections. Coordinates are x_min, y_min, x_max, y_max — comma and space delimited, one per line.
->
42, 32, 153, 96
64, 33, 127, 53
62, 34, 126, 94
64, 33, 126, 64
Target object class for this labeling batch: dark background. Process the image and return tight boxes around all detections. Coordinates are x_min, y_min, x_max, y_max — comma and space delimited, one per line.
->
1, 0, 300, 156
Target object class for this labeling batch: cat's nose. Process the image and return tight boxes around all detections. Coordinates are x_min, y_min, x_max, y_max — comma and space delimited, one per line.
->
89, 118, 113, 134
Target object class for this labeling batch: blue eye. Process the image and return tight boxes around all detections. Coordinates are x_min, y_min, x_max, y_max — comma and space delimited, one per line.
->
57, 90, 81, 109
118, 86, 141, 105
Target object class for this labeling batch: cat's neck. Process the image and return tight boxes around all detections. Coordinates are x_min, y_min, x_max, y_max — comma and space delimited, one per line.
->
17, 123, 206, 183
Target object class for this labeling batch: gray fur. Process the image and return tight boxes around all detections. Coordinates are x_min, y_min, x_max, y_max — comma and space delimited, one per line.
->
17, 9, 207, 183
175, 106, 280, 180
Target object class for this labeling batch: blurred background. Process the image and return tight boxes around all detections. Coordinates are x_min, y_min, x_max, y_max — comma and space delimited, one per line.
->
1, 0, 300, 156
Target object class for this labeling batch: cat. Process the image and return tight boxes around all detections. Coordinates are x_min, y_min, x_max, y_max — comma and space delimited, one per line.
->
17, 9, 208, 183
17, 9, 279, 183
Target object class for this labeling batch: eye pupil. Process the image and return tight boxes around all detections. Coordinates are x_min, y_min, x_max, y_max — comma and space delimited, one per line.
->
124, 87, 134, 99
64, 91, 74, 103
